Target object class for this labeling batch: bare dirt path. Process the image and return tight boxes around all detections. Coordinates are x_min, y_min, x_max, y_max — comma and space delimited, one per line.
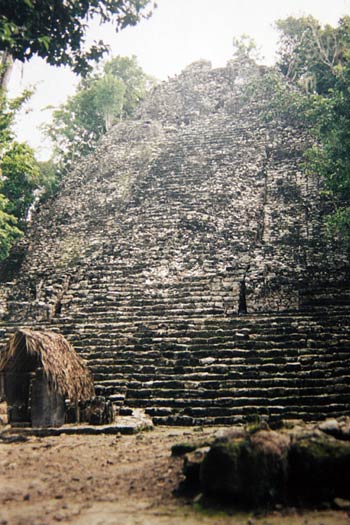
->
0, 426, 349, 525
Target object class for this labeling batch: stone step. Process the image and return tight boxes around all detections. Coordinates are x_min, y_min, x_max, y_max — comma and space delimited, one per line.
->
85, 355, 350, 378
56, 324, 349, 341
149, 406, 348, 426
57, 311, 350, 325
141, 397, 350, 418
1, 309, 350, 426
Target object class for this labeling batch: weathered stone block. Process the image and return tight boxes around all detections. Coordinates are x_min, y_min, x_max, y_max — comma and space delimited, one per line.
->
200, 430, 290, 506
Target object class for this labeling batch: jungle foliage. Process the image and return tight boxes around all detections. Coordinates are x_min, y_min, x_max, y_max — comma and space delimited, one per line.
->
46, 55, 155, 177
0, 86, 40, 259
0, 0, 154, 75
0, 1, 155, 261
248, 16, 350, 242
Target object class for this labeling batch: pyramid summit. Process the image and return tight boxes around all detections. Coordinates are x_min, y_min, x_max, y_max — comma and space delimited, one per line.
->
1, 59, 350, 424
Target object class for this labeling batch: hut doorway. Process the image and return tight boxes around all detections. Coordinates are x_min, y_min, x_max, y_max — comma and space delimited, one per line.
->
3, 338, 66, 427
4, 337, 38, 425
30, 368, 66, 427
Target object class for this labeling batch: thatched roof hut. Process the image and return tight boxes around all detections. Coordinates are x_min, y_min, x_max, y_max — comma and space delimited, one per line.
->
0, 329, 94, 427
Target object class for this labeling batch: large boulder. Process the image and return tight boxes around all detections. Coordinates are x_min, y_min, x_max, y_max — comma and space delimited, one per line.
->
288, 434, 350, 504
200, 429, 290, 506
179, 422, 350, 507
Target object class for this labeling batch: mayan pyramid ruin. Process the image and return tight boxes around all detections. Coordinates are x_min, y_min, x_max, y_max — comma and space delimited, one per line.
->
0, 58, 350, 424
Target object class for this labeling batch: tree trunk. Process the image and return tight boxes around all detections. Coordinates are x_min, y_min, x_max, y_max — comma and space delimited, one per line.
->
0, 52, 14, 90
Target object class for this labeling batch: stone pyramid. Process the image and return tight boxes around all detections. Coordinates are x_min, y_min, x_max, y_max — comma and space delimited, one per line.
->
0, 59, 349, 424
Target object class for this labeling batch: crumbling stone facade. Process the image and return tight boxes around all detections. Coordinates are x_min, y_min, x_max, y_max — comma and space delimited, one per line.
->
0, 60, 349, 424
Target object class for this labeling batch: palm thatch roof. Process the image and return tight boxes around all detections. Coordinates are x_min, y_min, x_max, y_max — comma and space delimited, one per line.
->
0, 329, 94, 403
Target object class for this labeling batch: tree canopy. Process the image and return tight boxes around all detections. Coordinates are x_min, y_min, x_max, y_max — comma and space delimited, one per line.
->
1, 142, 41, 225
276, 16, 350, 93
0, 193, 22, 260
0, 88, 40, 259
245, 16, 350, 243
0, 81, 59, 262
0, 2, 156, 261
0, 0, 154, 75
46, 55, 155, 175
275, 16, 350, 241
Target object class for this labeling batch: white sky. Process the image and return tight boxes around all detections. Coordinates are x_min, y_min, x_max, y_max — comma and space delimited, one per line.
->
8, 0, 350, 160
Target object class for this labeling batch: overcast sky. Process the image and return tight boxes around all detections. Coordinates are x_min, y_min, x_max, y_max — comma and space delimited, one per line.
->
8, 0, 350, 159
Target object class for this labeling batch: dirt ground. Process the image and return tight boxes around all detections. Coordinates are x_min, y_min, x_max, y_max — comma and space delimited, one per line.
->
0, 426, 349, 525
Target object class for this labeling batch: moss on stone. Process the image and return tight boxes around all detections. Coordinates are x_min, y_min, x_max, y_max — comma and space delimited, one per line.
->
172, 442, 201, 457
288, 435, 350, 503
200, 431, 289, 507
171, 437, 215, 457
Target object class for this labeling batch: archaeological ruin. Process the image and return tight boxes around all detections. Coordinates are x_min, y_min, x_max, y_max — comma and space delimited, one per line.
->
0, 58, 349, 425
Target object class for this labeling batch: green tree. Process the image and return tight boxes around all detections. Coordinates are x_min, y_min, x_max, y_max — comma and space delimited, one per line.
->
232, 34, 260, 63
36, 158, 61, 197
46, 55, 154, 173
104, 55, 154, 116
0, 0, 154, 76
0, 193, 22, 260
1, 142, 41, 224
273, 16, 350, 241
240, 17, 350, 242
276, 16, 350, 94
0, 86, 47, 259
0, 92, 25, 258
93, 73, 126, 131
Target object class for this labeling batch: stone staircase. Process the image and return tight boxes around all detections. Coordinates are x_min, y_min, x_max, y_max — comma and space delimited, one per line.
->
1, 254, 350, 426
1, 61, 350, 426
2, 308, 350, 425
50, 307, 350, 425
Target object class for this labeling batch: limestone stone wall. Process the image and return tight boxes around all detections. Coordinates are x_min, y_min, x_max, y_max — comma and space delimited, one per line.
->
2, 59, 348, 321
0, 60, 349, 424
